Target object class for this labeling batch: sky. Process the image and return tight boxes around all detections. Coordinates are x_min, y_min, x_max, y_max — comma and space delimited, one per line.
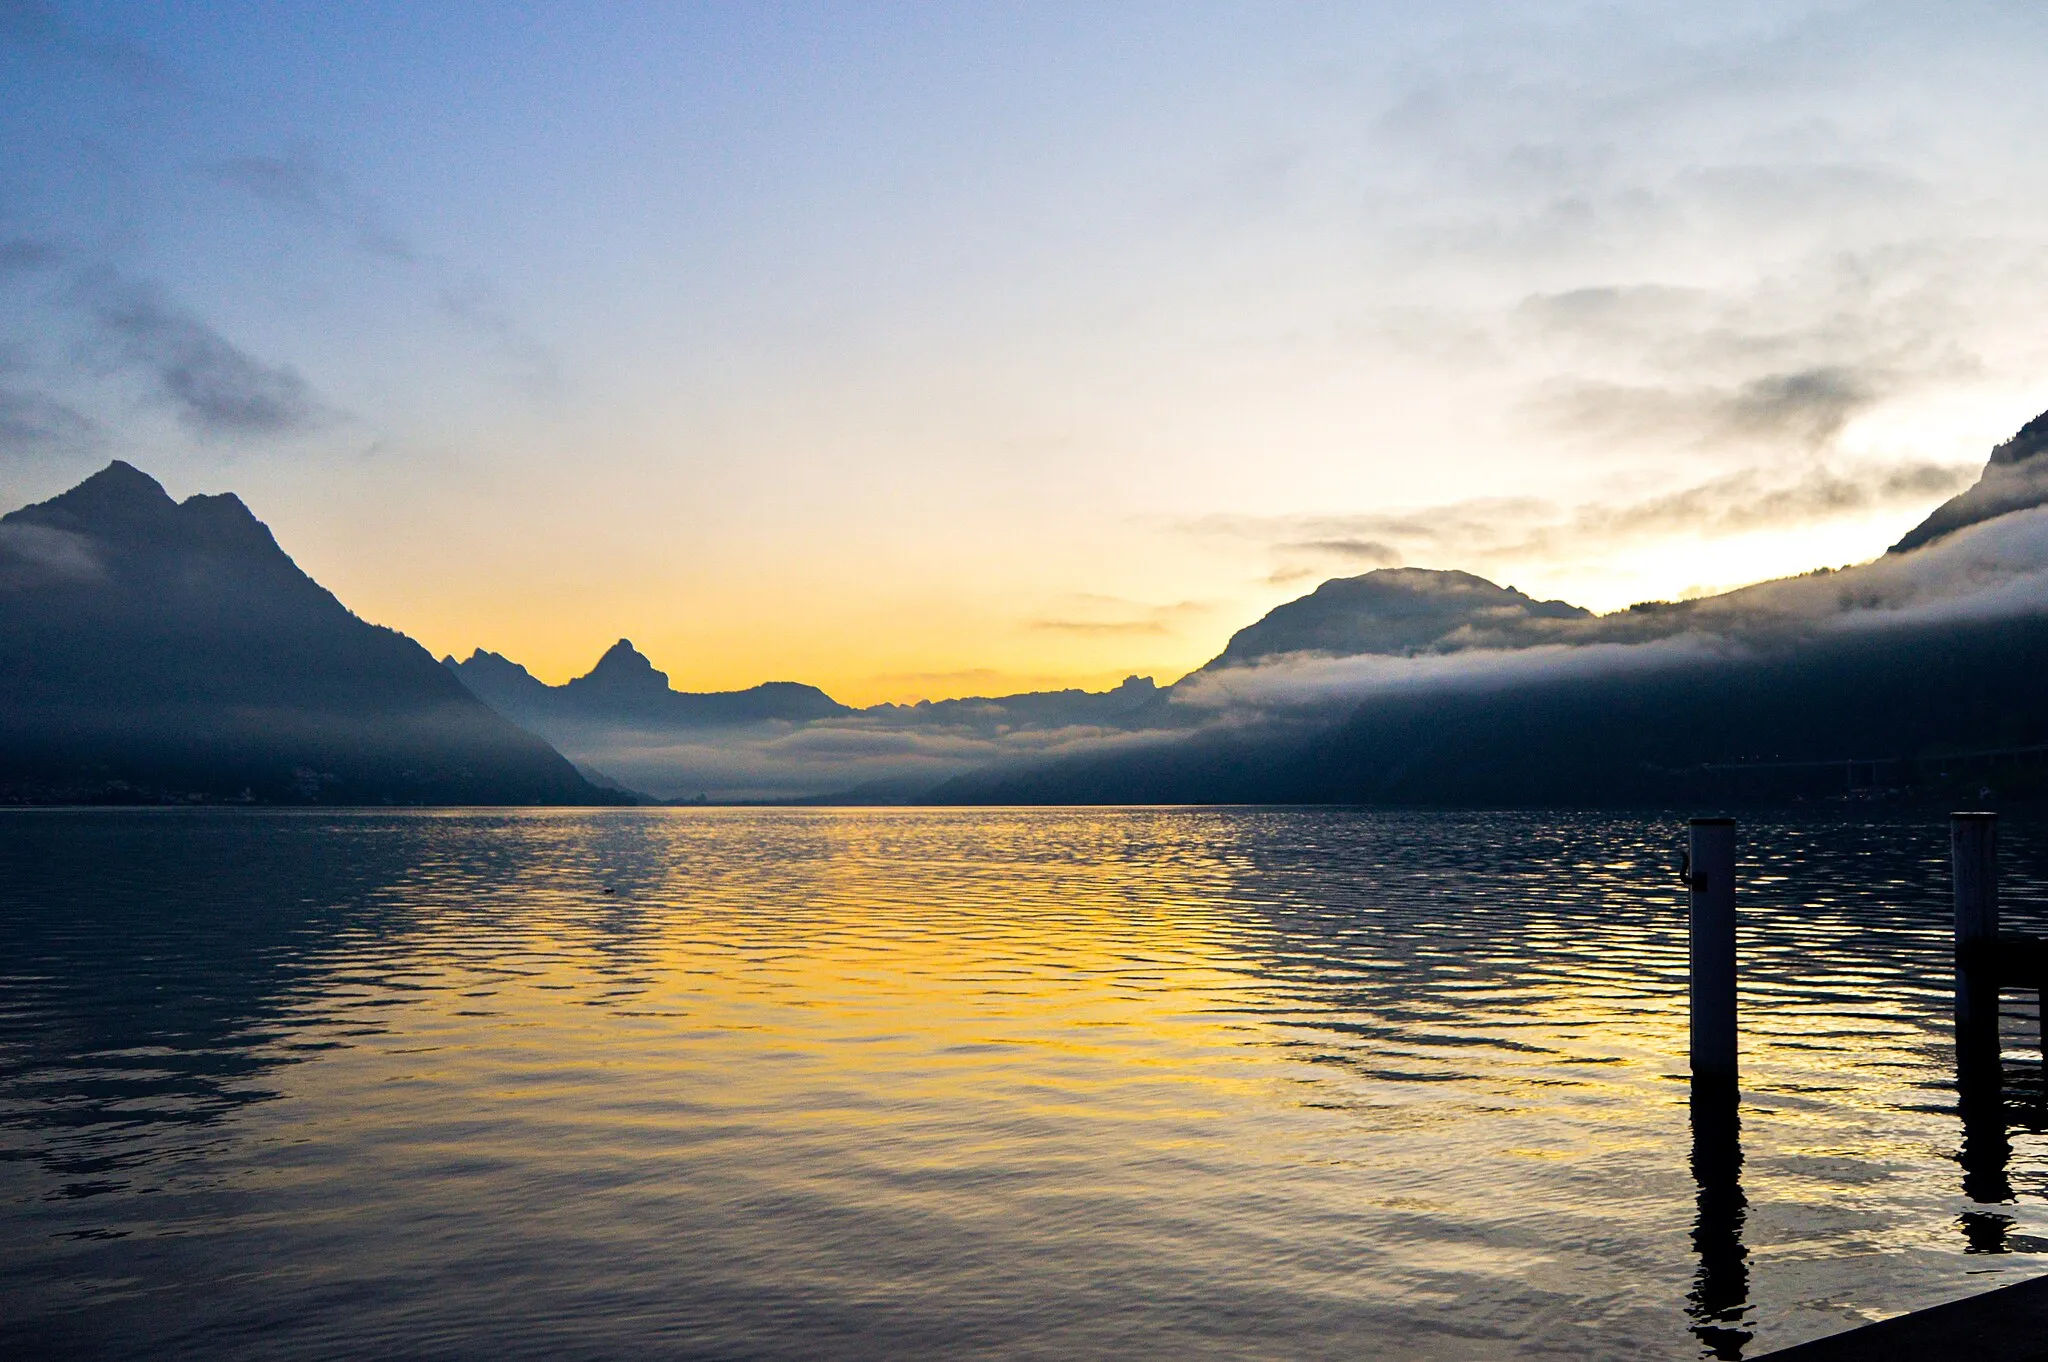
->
4, 1, 2048, 704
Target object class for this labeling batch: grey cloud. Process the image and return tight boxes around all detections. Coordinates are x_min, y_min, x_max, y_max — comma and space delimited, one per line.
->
1032, 619, 1171, 636
210, 155, 416, 262
0, 384, 100, 453
73, 270, 324, 438
0, 0, 168, 88
1029, 596, 1213, 637
1289, 538, 1402, 566
1204, 458, 1973, 574
0, 521, 103, 588
570, 715, 1180, 802
436, 278, 562, 396
212, 153, 559, 394
1535, 365, 1878, 452
1567, 460, 1970, 542
1173, 636, 1727, 715
0, 239, 60, 277
1, 249, 321, 447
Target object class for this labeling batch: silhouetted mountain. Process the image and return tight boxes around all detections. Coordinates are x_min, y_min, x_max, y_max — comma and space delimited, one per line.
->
1892, 408, 2048, 553
447, 640, 850, 731
938, 405, 2048, 807
1199, 569, 1590, 667
934, 607, 2048, 806
865, 674, 1168, 726
0, 462, 622, 805
447, 641, 1168, 801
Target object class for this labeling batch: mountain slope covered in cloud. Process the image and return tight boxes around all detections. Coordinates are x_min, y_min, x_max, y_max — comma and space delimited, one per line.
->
1198, 570, 1590, 668
0, 462, 621, 805
1890, 408, 2048, 553
936, 409, 2048, 806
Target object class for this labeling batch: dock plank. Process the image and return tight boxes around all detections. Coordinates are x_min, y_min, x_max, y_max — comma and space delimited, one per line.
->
1757, 1273, 2048, 1359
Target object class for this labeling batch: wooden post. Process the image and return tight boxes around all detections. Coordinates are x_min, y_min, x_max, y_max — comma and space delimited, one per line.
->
1689, 817, 1738, 1086
1953, 811, 1999, 1080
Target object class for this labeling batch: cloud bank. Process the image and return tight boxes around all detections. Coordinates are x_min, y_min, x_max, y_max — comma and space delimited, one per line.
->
574, 490, 2048, 799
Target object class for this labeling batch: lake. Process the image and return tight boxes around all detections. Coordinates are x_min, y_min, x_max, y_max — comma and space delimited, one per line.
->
4, 807, 2046, 1359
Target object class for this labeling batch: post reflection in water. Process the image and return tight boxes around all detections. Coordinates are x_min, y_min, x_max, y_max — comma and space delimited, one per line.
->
1954, 968, 2017, 1253
1687, 1078, 1752, 1360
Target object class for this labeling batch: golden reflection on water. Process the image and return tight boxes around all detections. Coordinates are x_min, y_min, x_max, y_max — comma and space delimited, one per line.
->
5, 807, 2048, 1360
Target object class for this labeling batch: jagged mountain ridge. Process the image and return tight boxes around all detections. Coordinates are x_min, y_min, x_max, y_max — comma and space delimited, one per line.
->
0, 462, 622, 805
1891, 408, 2048, 553
447, 640, 849, 731
444, 638, 1169, 801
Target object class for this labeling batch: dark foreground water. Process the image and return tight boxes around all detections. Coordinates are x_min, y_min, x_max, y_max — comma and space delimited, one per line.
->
4, 808, 2048, 1360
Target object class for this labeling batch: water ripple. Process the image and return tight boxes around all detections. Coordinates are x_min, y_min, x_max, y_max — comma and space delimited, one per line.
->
2, 807, 2045, 1359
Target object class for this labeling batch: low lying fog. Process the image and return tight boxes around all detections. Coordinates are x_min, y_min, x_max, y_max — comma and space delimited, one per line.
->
560, 504, 2048, 801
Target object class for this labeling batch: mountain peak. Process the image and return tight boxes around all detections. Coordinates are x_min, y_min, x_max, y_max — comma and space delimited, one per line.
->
1989, 408, 2048, 467
576, 639, 672, 691
1893, 404, 2048, 553
21, 460, 175, 527
1202, 567, 1591, 670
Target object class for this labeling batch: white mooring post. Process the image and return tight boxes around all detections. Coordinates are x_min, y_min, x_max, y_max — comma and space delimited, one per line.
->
1689, 817, 1738, 1086
1952, 812, 1999, 1069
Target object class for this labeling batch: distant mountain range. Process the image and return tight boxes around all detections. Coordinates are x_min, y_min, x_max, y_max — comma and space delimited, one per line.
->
449, 641, 850, 731
0, 463, 622, 805
10, 403, 2048, 807
443, 638, 1169, 802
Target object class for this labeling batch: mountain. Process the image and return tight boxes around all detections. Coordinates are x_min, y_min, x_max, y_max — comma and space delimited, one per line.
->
1199, 568, 1590, 667
934, 605, 2048, 805
1891, 408, 2048, 553
935, 408, 2048, 807
446, 640, 849, 733
446, 639, 1168, 802
863, 674, 1167, 727
0, 462, 623, 805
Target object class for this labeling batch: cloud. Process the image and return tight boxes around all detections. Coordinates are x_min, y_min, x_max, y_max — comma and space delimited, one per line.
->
564, 714, 1156, 801
72, 269, 324, 437
1176, 500, 2048, 716
0, 0, 168, 89
1031, 618, 1170, 636
209, 155, 415, 262
1027, 595, 1213, 637
0, 341, 99, 454
435, 277, 561, 396
1566, 460, 1970, 542
1287, 538, 1402, 566
501, 497, 2048, 801
0, 521, 103, 588
1534, 365, 1878, 452
210, 152, 561, 395
0, 238, 59, 277
1197, 459, 1975, 577
0, 383, 99, 453
1172, 634, 1728, 714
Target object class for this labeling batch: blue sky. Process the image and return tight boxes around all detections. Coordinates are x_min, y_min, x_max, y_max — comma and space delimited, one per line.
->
5, 1, 2048, 700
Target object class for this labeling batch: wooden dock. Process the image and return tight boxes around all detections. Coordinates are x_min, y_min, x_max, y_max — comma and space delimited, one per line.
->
1702, 813, 2048, 1359
1755, 1271, 2048, 1359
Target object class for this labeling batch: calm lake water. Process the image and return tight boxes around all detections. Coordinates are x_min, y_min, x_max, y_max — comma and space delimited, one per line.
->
4, 807, 2048, 1359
